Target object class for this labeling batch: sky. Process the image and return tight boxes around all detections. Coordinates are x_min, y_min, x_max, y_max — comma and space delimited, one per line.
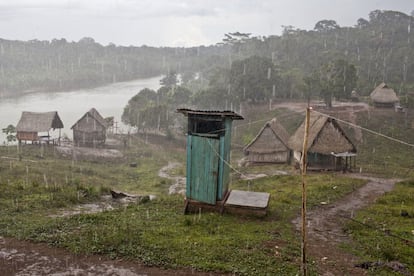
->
0, 0, 412, 47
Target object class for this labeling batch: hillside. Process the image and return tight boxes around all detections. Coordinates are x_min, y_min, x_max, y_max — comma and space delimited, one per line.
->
1, 10, 413, 101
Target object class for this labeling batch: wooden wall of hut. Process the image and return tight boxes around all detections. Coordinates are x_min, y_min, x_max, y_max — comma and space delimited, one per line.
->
72, 117, 106, 147
17, 131, 38, 142
247, 151, 290, 163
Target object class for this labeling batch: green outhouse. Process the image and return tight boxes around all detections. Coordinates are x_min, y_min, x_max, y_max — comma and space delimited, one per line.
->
177, 109, 243, 206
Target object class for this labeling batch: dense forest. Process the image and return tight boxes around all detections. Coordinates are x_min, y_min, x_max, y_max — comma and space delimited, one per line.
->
1, 10, 413, 104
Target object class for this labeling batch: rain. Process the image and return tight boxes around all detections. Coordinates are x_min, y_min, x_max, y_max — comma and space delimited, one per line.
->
0, 1, 414, 275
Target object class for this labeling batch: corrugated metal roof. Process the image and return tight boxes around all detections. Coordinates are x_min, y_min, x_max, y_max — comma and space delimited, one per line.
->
177, 108, 244, 120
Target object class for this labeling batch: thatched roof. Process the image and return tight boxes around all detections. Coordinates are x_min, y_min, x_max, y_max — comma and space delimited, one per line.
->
71, 108, 107, 129
16, 111, 64, 132
370, 82, 399, 103
244, 118, 290, 153
288, 113, 356, 154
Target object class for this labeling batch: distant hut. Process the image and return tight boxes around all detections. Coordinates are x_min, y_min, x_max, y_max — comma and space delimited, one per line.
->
288, 113, 357, 171
71, 108, 107, 147
370, 82, 399, 108
350, 90, 359, 102
16, 111, 64, 145
243, 118, 290, 164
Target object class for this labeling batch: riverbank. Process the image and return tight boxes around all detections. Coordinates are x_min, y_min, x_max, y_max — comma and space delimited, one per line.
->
0, 75, 162, 101
0, 76, 162, 143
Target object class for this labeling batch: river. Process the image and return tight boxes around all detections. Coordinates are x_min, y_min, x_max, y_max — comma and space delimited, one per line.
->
0, 76, 161, 144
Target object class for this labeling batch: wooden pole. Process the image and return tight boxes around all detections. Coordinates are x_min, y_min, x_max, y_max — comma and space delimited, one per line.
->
301, 107, 311, 276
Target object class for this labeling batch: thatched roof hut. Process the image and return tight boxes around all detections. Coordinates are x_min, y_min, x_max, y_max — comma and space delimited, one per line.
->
370, 83, 399, 107
288, 113, 356, 171
16, 111, 64, 144
71, 108, 107, 147
244, 118, 290, 164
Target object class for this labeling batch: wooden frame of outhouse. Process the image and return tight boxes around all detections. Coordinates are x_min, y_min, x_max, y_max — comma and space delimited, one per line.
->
177, 109, 243, 213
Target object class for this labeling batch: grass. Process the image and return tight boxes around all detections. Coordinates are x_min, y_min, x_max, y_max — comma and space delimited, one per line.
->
0, 136, 175, 197
2, 104, 414, 274
354, 109, 414, 178
343, 180, 414, 275
0, 142, 367, 275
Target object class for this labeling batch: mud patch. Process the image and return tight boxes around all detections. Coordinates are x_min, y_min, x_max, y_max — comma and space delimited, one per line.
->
240, 170, 288, 180
0, 236, 215, 276
158, 162, 186, 195
292, 174, 398, 275
50, 195, 154, 218
56, 146, 123, 161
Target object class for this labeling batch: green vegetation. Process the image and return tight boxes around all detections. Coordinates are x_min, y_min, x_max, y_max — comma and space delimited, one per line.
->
355, 109, 414, 178
0, 136, 368, 275
0, 136, 175, 198
1, 7, 414, 275
344, 180, 414, 275
2, 101, 414, 274
1, 124, 16, 144
2, 10, 413, 105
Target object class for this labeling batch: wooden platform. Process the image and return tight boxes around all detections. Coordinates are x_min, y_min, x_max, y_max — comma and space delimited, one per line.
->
224, 190, 270, 216
184, 190, 270, 217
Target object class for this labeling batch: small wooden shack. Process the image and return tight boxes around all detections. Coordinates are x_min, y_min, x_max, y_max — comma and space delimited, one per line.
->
350, 90, 359, 102
71, 108, 107, 147
243, 118, 290, 164
177, 109, 243, 206
370, 82, 399, 108
288, 113, 357, 171
16, 111, 64, 144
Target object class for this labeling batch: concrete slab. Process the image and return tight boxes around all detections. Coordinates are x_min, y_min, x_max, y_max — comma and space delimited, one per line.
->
225, 190, 270, 209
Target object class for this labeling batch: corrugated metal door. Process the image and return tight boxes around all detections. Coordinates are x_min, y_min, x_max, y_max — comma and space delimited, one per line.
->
187, 135, 219, 204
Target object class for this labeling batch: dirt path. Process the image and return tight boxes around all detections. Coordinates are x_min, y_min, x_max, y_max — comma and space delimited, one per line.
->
292, 174, 399, 275
158, 162, 186, 195
0, 236, 220, 276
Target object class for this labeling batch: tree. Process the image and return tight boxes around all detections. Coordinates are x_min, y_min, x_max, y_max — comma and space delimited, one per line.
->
192, 87, 228, 110
2, 124, 16, 144
314, 20, 340, 32
313, 59, 358, 107
281, 25, 298, 36
229, 56, 280, 102
160, 71, 178, 87
356, 18, 370, 29
303, 71, 321, 103
122, 88, 158, 127
166, 85, 192, 106
221, 32, 251, 45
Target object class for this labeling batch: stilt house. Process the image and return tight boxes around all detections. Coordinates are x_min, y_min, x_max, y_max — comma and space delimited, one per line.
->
370, 83, 399, 108
177, 108, 243, 207
243, 118, 290, 164
16, 111, 64, 144
71, 108, 107, 147
288, 113, 357, 171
